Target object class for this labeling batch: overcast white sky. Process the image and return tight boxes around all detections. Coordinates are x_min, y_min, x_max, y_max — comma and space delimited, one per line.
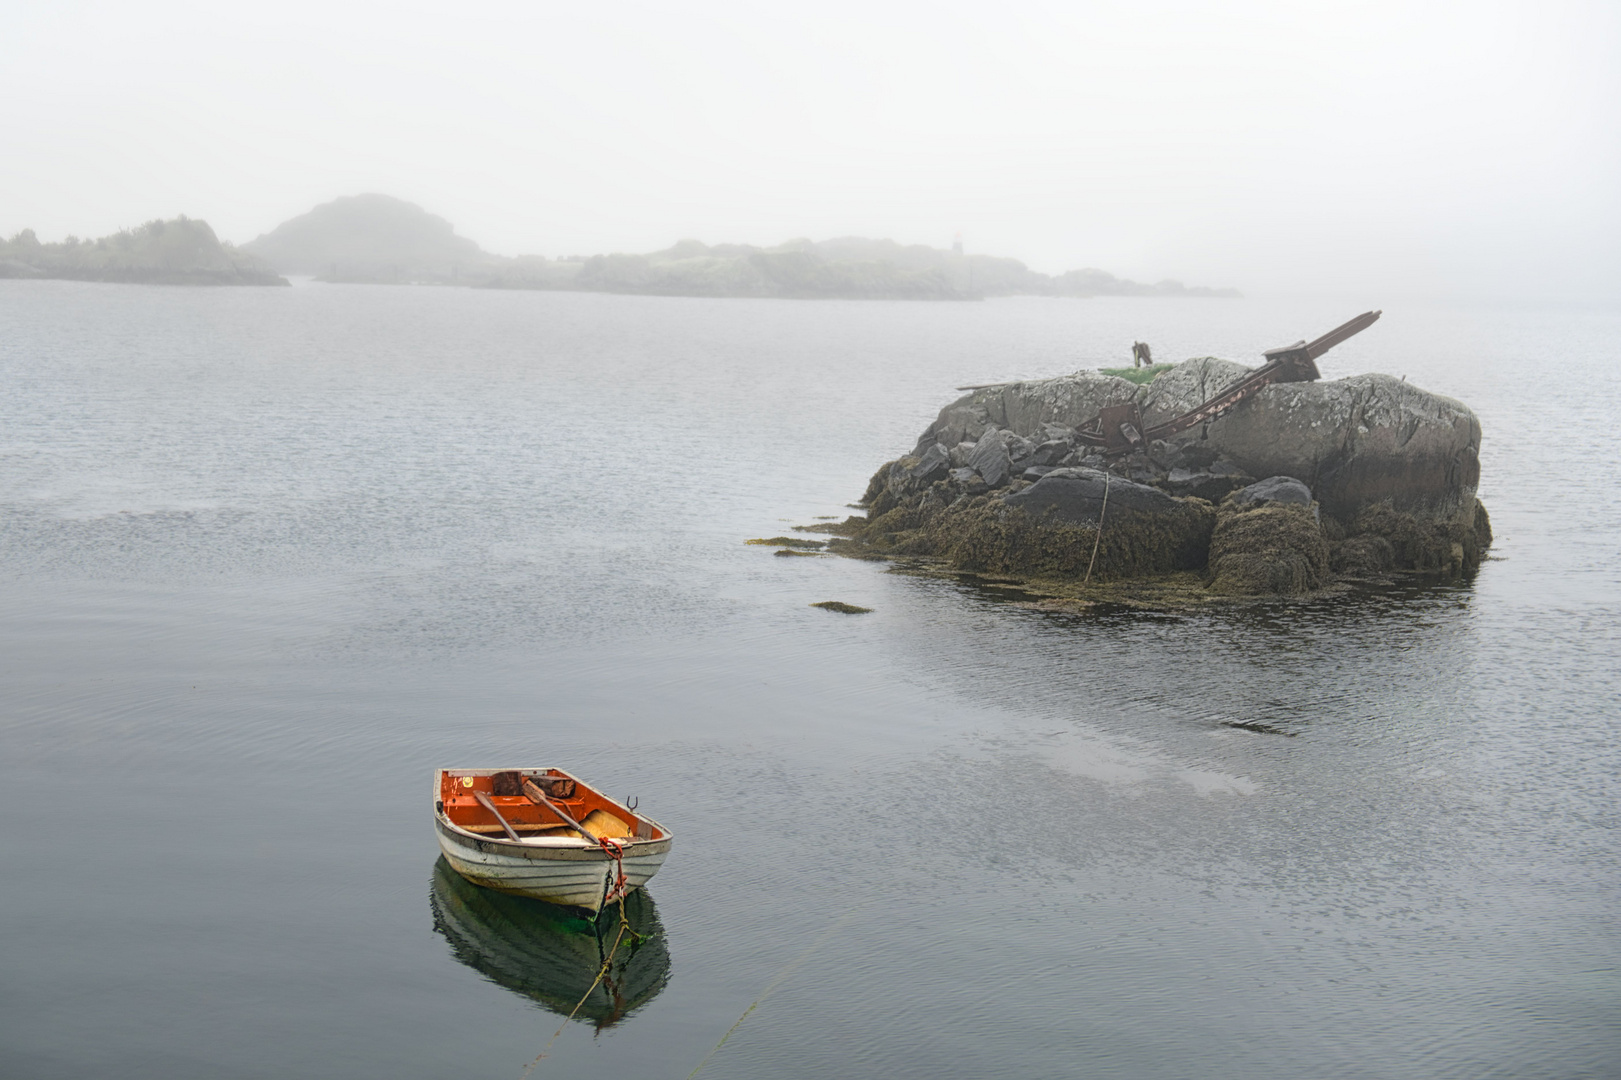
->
4, 0, 1618, 298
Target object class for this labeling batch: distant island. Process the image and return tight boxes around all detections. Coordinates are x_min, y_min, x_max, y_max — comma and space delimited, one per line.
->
480, 237, 1240, 300
0, 217, 286, 286
244, 194, 1241, 300
241, 193, 504, 284
0, 194, 1240, 299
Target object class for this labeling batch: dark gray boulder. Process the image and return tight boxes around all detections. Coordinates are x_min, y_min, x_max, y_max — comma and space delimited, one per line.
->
1004, 467, 1185, 526
909, 443, 951, 483
1033, 439, 1070, 466
967, 431, 1010, 487
966, 428, 1035, 488
1233, 476, 1314, 508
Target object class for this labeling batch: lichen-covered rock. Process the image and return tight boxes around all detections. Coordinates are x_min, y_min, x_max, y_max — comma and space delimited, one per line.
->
908, 361, 1481, 530
912, 371, 1140, 454
1198, 375, 1481, 526
1139, 357, 1252, 428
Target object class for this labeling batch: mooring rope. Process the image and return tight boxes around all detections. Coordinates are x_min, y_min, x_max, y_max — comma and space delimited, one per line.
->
517, 838, 635, 1079
1083, 468, 1111, 584
685, 902, 873, 1079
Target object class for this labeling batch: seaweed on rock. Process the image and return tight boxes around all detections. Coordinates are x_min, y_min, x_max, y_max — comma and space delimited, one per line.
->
852, 483, 1215, 582
1332, 499, 1492, 578
1207, 502, 1330, 595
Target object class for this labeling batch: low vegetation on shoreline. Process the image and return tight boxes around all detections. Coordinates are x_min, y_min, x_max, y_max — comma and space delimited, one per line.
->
0, 218, 286, 286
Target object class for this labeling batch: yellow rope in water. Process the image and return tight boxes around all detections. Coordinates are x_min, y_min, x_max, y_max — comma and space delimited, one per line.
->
518, 893, 633, 1079
686, 903, 871, 1079
1083, 468, 1111, 585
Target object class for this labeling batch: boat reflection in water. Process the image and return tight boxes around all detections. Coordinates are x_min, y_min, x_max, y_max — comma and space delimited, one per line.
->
430, 856, 671, 1027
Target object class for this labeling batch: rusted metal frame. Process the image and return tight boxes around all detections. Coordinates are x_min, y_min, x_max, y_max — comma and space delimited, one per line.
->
1141, 361, 1290, 442
1074, 405, 1136, 449
1073, 349, 1300, 451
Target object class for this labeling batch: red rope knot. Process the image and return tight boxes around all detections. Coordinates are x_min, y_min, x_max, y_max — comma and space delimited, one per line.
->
598, 835, 629, 903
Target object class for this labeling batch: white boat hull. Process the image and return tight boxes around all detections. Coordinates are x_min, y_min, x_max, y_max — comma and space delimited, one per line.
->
434, 814, 671, 912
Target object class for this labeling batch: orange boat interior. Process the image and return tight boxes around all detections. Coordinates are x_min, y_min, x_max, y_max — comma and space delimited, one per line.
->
438, 769, 663, 842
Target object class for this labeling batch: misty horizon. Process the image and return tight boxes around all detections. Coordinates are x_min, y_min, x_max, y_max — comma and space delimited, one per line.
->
3, 190, 1247, 292
5, 1, 1618, 303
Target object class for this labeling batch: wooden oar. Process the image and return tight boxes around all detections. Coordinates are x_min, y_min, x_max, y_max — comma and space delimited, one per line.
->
522, 778, 598, 842
472, 790, 522, 842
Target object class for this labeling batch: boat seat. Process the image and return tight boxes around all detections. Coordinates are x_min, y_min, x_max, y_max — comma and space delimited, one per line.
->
512, 835, 596, 847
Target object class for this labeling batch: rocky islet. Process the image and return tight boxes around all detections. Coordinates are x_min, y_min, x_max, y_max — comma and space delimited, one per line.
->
835, 357, 1491, 600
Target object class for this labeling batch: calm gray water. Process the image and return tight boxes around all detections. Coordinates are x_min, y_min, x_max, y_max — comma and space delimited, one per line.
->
1, 281, 1617, 1080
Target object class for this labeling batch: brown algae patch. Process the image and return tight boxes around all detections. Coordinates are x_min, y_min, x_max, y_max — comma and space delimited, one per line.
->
811, 601, 873, 614
941, 563, 1242, 611
774, 548, 820, 557
792, 517, 866, 537
1207, 502, 1329, 595
746, 536, 825, 549
855, 498, 1214, 583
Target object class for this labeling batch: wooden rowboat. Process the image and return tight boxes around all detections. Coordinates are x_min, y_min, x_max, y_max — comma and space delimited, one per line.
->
434, 767, 672, 913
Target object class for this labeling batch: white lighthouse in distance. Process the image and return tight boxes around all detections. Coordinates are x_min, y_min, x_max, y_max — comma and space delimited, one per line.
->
952, 231, 964, 255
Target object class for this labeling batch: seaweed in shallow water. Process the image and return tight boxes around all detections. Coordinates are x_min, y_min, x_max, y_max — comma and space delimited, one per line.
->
745, 536, 824, 548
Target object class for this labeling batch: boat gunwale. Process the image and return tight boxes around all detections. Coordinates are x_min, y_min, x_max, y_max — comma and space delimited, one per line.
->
433, 767, 673, 862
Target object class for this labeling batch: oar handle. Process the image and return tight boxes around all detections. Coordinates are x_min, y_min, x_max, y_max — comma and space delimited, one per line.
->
523, 778, 596, 841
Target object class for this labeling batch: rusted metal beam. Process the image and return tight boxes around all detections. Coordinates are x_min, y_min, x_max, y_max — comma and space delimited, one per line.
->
1304, 309, 1381, 359
1143, 364, 1285, 441
1071, 312, 1383, 454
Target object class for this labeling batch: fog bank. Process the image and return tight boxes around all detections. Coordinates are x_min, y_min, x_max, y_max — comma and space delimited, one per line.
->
4, 0, 1617, 301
